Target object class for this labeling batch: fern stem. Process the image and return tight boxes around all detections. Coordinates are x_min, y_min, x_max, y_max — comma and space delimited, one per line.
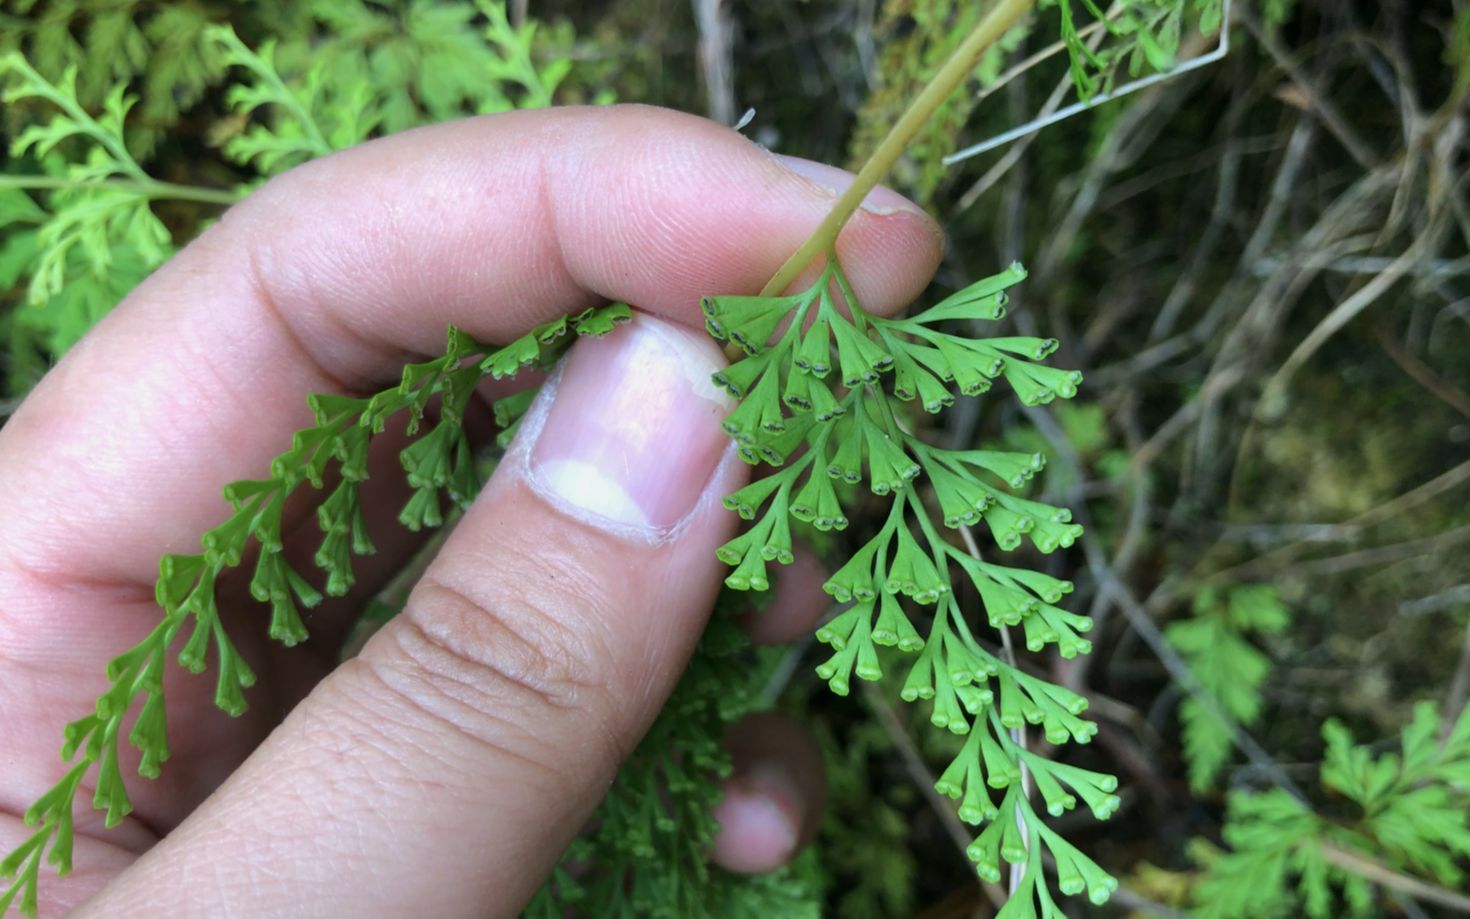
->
208, 27, 332, 158
758, 0, 1035, 297
1, 53, 148, 184
960, 521, 1033, 896
0, 175, 240, 207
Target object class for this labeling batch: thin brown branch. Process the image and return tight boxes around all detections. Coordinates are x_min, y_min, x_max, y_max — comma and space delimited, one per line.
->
1443, 619, 1470, 745
1261, 232, 1439, 408
860, 683, 1009, 912
1375, 322, 1470, 420
1288, 524, 1470, 579
1204, 457, 1470, 587
958, 524, 1030, 896
1320, 843, 1470, 914
1241, 8, 1377, 169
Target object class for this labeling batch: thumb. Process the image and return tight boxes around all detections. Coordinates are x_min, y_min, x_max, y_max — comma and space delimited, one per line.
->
84, 313, 744, 918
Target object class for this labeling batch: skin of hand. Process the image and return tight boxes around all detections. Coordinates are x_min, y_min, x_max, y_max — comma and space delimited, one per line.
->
0, 105, 942, 918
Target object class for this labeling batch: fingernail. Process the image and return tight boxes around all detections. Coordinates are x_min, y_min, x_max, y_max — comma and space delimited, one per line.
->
773, 153, 924, 217
527, 314, 733, 534
710, 774, 801, 874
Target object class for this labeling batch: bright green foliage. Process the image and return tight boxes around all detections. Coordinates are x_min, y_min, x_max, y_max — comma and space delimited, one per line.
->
208, 1, 566, 173
1195, 702, 1470, 919
136, 4, 219, 137
206, 24, 341, 172
1166, 584, 1288, 791
1045, 0, 1225, 99
0, 53, 179, 355
849, 0, 1228, 201
0, 0, 214, 156
0, 1, 569, 148
0, 2, 576, 390
0, 306, 631, 917
706, 255, 1118, 913
272, 0, 569, 132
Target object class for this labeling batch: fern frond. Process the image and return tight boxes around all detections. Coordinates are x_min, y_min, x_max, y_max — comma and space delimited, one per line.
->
140, 5, 224, 132
1042, 0, 1216, 99
206, 24, 336, 173
0, 54, 200, 353
1166, 584, 1287, 791
1195, 702, 1470, 919
707, 254, 1118, 911
0, 0, 216, 154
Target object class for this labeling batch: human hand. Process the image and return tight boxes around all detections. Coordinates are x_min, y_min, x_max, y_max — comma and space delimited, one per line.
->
0, 105, 941, 917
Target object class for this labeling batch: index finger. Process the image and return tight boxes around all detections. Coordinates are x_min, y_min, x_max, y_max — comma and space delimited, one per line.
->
0, 104, 943, 589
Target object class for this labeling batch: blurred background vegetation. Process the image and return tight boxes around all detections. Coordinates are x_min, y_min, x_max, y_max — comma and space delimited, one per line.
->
2, 0, 1468, 916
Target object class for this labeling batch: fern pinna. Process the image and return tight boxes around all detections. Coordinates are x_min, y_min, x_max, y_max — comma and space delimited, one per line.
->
704, 255, 1118, 915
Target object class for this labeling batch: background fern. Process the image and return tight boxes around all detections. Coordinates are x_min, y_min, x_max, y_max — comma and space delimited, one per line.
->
1165, 584, 1287, 792
1195, 702, 1470, 918
0, 0, 582, 392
